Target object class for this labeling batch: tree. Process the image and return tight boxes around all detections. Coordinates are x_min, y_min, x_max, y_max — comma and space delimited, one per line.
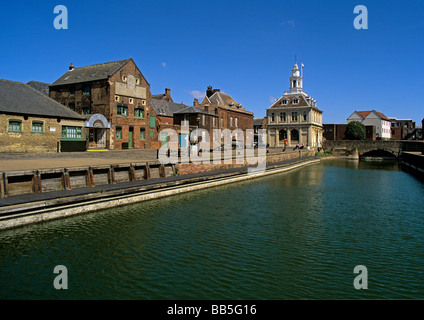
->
345, 121, 366, 140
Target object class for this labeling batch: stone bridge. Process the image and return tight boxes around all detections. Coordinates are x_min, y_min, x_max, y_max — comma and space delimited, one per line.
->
322, 140, 424, 158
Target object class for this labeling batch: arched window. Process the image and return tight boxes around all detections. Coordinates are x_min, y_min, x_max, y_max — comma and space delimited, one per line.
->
279, 130, 287, 141
291, 129, 299, 141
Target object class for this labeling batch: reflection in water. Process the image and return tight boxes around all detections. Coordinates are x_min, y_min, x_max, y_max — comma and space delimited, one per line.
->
0, 160, 423, 299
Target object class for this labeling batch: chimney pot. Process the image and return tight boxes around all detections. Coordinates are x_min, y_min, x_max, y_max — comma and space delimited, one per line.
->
69, 63, 75, 71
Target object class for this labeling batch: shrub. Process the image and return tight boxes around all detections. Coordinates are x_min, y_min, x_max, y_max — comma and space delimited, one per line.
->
345, 121, 366, 140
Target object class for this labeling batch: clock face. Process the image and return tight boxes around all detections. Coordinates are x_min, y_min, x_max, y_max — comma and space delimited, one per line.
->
127, 74, 136, 89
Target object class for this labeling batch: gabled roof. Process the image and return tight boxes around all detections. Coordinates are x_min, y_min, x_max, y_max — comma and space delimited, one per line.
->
354, 110, 390, 121
27, 80, 50, 96
269, 93, 322, 112
50, 59, 131, 86
202, 91, 253, 115
150, 99, 187, 117
0, 79, 84, 120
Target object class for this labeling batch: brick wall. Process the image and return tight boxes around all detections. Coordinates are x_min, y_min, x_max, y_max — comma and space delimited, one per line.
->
50, 59, 159, 150
0, 114, 85, 153
175, 150, 313, 175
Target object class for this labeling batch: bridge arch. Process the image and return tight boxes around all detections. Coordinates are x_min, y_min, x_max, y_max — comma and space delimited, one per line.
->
360, 149, 397, 159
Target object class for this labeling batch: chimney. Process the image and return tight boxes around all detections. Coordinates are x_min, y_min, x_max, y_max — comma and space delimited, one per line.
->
165, 88, 171, 98
193, 98, 199, 106
206, 85, 214, 98
69, 63, 75, 71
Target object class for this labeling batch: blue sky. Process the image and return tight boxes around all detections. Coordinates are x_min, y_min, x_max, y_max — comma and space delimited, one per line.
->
1, 0, 423, 124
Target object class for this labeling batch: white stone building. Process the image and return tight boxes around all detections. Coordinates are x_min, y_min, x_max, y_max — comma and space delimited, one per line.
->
266, 62, 323, 148
347, 110, 391, 140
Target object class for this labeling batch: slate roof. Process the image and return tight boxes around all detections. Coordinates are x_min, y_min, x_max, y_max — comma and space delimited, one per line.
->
150, 99, 187, 117
50, 59, 131, 86
27, 80, 50, 96
253, 118, 265, 126
174, 106, 215, 115
0, 79, 85, 120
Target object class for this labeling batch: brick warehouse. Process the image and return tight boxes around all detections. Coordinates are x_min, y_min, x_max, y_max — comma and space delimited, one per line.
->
0, 79, 86, 153
49, 58, 160, 150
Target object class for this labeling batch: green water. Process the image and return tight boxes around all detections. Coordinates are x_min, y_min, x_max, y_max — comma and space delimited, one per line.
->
0, 160, 423, 299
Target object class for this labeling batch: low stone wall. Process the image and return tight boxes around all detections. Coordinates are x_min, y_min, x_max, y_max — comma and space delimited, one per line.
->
400, 152, 424, 180
175, 150, 313, 175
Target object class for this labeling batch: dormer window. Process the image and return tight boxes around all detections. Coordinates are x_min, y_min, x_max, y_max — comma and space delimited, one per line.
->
292, 98, 299, 104
281, 99, 287, 105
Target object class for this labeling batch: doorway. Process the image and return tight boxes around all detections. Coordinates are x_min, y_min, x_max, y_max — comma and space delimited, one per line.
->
129, 127, 134, 148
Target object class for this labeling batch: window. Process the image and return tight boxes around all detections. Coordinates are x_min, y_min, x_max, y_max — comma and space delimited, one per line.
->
303, 111, 307, 121
135, 107, 144, 118
136, 78, 140, 85
202, 115, 205, 126
83, 107, 90, 115
280, 113, 284, 122
117, 104, 128, 116
83, 86, 91, 96
140, 128, 145, 140
70, 87, 75, 97
213, 117, 216, 127
69, 103, 75, 111
32, 122, 43, 133
8, 120, 21, 132
142, 100, 146, 105
271, 113, 275, 122
116, 127, 122, 140
292, 98, 299, 104
221, 118, 224, 128
292, 112, 298, 121
61, 126, 82, 140
122, 75, 127, 82
230, 117, 233, 127
150, 116, 155, 129
129, 98, 134, 104
115, 95, 120, 101
281, 99, 287, 105
235, 117, 238, 128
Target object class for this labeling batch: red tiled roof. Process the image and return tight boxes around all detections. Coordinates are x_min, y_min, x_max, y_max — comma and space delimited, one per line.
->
356, 110, 390, 121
